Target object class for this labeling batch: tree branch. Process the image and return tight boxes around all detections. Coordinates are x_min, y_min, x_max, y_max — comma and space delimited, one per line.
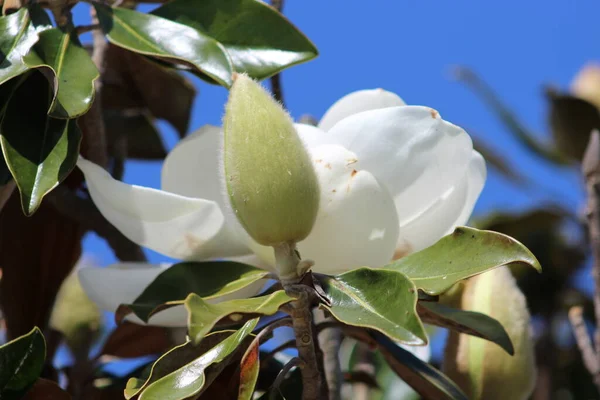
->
276, 243, 322, 400
568, 306, 600, 386
316, 310, 343, 400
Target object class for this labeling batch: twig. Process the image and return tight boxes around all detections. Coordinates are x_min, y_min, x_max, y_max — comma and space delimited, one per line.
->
572, 129, 600, 392
79, 6, 109, 169
269, 0, 285, 107
262, 339, 296, 366
568, 306, 600, 386
257, 317, 293, 344
75, 24, 100, 35
351, 342, 376, 400
47, 186, 146, 262
316, 310, 343, 400
275, 243, 322, 400
0, 181, 15, 213
272, 357, 303, 397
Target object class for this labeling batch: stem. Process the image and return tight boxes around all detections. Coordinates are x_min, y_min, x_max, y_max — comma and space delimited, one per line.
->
316, 310, 342, 400
574, 129, 600, 392
275, 242, 322, 400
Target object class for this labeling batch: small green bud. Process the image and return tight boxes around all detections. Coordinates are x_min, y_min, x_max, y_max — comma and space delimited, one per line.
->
50, 270, 102, 350
223, 74, 319, 246
443, 267, 536, 400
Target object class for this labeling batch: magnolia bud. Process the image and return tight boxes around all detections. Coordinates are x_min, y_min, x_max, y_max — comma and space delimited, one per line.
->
223, 74, 319, 246
443, 267, 536, 400
50, 270, 101, 350
571, 63, 600, 110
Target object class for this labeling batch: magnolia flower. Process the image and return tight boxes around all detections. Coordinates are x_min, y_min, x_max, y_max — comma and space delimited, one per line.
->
78, 88, 486, 326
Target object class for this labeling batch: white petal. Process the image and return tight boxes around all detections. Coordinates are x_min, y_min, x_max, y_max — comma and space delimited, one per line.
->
298, 145, 400, 274
318, 89, 406, 131
326, 106, 474, 224
161, 125, 222, 202
77, 157, 247, 260
295, 123, 328, 149
396, 151, 486, 255
78, 263, 266, 327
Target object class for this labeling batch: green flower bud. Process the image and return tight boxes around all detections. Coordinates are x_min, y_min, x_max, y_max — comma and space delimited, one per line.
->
50, 270, 102, 350
443, 266, 536, 400
223, 74, 319, 246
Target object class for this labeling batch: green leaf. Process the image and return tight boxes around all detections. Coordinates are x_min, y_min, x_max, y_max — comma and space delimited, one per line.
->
0, 71, 81, 215
115, 261, 270, 323
318, 268, 427, 345
152, 0, 318, 80
0, 6, 51, 86
0, 327, 46, 400
371, 331, 468, 400
238, 338, 260, 400
185, 291, 293, 344
136, 319, 258, 400
92, 4, 233, 87
387, 226, 541, 295
418, 301, 514, 355
23, 27, 99, 118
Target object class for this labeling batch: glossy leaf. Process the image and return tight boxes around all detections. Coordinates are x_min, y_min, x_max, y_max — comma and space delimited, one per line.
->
0, 327, 46, 400
386, 227, 541, 295
23, 27, 99, 118
134, 319, 258, 400
152, 0, 318, 80
0, 71, 81, 215
115, 261, 270, 323
318, 268, 427, 345
371, 331, 468, 400
418, 301, 514, 355
238, 338, 260, 400
93, 4, 233, 87
0, 7, 51, 86
184, 291, 293, 344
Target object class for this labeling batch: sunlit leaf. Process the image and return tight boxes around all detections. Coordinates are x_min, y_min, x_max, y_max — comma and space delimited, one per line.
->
0, 6, 51, 86
93, 4, 233, 87
129, 319, 258, 400
418, 301, 513, 355
386, 227, 541, 295
0, 327, 46, 400
115, 261, 270, 323
318, 268, 427, 345
23, 27, 99, 118
184, 291, 293, 344
152, 0, 318, 80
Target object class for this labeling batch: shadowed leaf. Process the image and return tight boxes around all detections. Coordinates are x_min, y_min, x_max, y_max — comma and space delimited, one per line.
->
0, 327, 46, 400
98, 322, 171, 360
104, 111, 166, 160
417, 301, 514, 355
22, 378, 70, 400
115, 261, 270, 323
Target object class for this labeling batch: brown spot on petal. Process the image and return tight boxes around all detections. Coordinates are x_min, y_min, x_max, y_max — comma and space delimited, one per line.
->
325, 163, 332, 169
315, 159, 323, 163
332, 189, 336, 193
430, 108, 439, 119
351, 169, 358, 177
346, 158, 358, 166
393, 242, 413, 260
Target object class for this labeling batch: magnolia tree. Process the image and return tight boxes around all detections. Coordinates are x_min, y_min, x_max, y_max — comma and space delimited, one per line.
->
0, 1, 544, 399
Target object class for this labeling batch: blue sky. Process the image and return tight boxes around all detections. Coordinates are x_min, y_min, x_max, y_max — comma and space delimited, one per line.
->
80, 0, 599, 265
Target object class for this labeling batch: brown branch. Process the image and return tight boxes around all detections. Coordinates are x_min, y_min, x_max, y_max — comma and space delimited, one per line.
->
269, 0, 285, 107
316, 311, 343, 400
276, 243, 322, 400
47, 186, 146, 262
568, 306, 600, 386
574, 129, 600, 392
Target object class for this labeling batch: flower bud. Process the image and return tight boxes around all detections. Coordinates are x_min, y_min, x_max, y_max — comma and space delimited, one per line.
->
223, 74, 319, 246
443, 266, 536, 400
571, 63, 600, 110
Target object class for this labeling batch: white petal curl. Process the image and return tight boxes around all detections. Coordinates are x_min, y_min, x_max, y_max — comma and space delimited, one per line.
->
396, 150, 486, 255
78, 263, 266, 327
77, 157, 247, 261
318, 89, 406, 131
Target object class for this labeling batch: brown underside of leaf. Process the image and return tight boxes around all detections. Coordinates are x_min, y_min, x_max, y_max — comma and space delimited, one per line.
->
22, 378, 71, 400
0, 182, 83, 339
98, 322, 172, 360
